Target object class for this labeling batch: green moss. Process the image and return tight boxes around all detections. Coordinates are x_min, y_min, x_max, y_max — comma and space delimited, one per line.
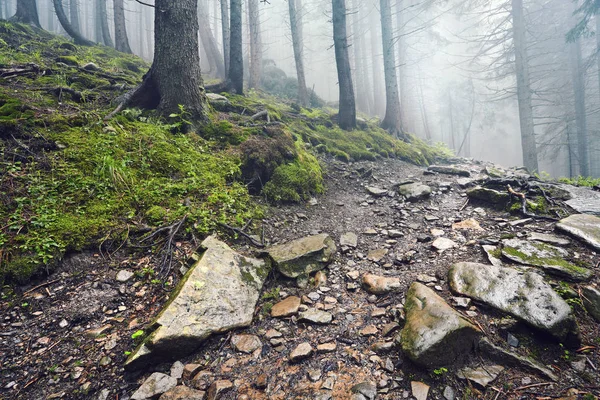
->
502, 244, 589, 274
56, 55, 79, 66
262, 139, 324, 202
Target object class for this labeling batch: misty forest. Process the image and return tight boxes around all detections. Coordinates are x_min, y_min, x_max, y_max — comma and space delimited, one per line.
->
2, 0, 600, 399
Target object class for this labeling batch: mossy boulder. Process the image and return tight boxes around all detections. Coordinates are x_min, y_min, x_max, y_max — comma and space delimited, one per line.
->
267, 233, 336, 278
398, 282, 481, 368
501, 238, 593, 282
449, 262, 578, 344
467, 186, 511, 206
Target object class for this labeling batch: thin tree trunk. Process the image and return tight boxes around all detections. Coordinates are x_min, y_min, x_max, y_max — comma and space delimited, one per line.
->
94, 0, 103, 43
332, 0, 356, 130
288, 0, 309, 106
369, 4, 384, 118
69, 0, 79, 33
11, 0, 41, 27
128, 0, 209, 125
351, 0, 368, 114
379, 0, 403, 136
53, 0, 92, 45
247, 0, 262, 89
570, 37, 589, 176
229, 0, 243, 94
220, 0, 230, 76
113, 0, 131, 53
511, 0, 538, 172
97, 0, 113, 47
199, 0, 225, 79
396, 0, 410, 132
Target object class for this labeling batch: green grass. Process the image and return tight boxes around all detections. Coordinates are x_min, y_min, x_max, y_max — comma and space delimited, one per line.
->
558, 175, 600, 187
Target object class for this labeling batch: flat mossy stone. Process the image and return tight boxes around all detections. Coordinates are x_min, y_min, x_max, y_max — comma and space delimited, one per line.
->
467, 186, 511, 206
267, 233, 336, 278
501, 238, 593, 282
449, 262, 577, 343
125, 236, 269, 370
556, 214, 600, 251
398, 282, 481, 368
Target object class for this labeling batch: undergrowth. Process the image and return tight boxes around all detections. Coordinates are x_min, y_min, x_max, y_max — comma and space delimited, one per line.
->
0, 21, 450, 283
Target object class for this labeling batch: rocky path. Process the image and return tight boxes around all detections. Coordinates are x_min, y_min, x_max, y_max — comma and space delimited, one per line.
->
2, 156, 600, 400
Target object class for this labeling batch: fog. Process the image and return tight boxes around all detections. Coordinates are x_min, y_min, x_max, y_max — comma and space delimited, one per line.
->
7, 0, 599, 178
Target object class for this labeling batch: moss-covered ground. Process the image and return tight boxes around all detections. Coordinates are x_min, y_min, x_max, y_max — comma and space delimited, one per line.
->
0, 22, 449, 284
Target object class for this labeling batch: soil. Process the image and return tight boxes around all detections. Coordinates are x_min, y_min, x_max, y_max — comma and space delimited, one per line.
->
2, 156, 600, 400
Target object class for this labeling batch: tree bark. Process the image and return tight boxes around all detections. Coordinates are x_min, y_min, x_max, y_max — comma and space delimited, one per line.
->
228, 0, 243, 94
128, 0, 209, 125
114, 0, 132, 53
220, 0, 230, 76
97, 0, 113, 47
570, 36, 589, 176
247, 0, 262, 89
379, 0, 403, 136
11, 0, 41, 27
332, 0, 356, 130
288, 0, 309, 106
511, 0, 538, 172
69, 0, 79, 33
396, 0, 410, 132
53, 0, 93, 45
198, 0, 225, 79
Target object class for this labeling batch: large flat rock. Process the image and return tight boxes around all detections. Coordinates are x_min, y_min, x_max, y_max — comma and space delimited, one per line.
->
267, 233, 336, 278
501, 238, 593, 281
561, 185, 600, 216
556, 214, 600, 251
449, 262, 576, 342
125, 236, 269, 370
398, 282, 481, 368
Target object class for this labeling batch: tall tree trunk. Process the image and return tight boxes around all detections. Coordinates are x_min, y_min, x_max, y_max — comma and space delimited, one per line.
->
369, 4, 384, 118
97, 0, 113, 47
11, 0, 41, 27
247, 0, 262, 89
396, 0, 410, 132
511, 0, 538, 172
220, 0, 230, 76
332, 0, 356, 130
128, 0, 209, 125
228, 0, 243, 94
199, 0, 225, 79
351, 0, 369, 114
288, 0, 309, 106
594, 15, 600, 176
53, 0, 92, 44
379, 0, 403, 136
570, 37, 589, 176
113, 0, 131, 53
69, 0, 79, 33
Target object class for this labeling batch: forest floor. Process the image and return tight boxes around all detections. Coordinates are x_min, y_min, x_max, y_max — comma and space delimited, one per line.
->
1, 21, 600, 400
2, 155, 600, 400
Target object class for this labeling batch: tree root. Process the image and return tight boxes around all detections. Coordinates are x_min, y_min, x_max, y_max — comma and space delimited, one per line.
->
218, 221, 265, 248
507, 185, 558, 221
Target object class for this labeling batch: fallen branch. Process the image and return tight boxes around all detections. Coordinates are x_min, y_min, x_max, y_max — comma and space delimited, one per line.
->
218, 222, 265, 248
507, 185, 557, 221
0, 64, 40, 78
250, 110, 270, 122
23, 278, 61, 296
513, 382, 554, 391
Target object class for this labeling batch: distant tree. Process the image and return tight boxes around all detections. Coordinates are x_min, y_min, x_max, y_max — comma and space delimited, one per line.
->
69, 0, 80, 33
332, 0, 356, 129
511, 0, 538, 172
97, 0, 113, 47
288, 0, 309, 106
220, 0, 231, 75
198, 0, 225, 79
114, 0, 132, 53
229, 0, 244, 94
11, 0, 41, 27
247, 0, 262, 89
379, 0, 403, 136
127, 0, 209, 125
53, 0, 93, 45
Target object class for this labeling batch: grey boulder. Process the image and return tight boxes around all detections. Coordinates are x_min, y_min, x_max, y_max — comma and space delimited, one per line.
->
449, 262, 577, 342
131, 373, 177, 400
556, 214, 600, 251
398, 182, 432, 202
125, 236, 269, 370
267, 233, 336, 278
